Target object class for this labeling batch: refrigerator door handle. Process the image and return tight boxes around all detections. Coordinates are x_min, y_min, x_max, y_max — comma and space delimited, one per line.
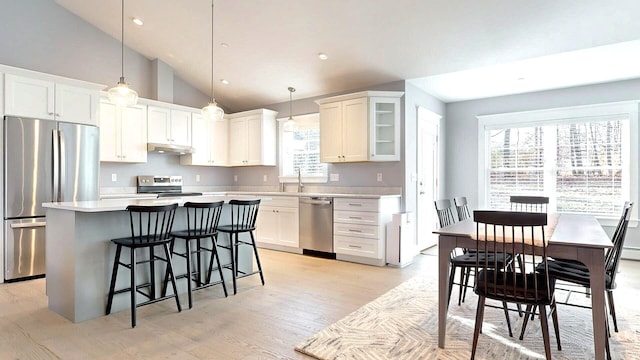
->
59, 130, 66, 202
52, 129, 60, 202
10, 221, 47, 229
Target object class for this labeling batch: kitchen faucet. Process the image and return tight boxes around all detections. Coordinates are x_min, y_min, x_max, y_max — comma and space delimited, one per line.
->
298, 169, 304, 193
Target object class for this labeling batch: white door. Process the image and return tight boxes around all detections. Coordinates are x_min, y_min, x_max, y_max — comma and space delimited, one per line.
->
416, 107, 441, 251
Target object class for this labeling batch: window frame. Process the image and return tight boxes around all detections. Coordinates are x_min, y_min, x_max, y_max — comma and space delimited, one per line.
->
278, 113, 328, 184
477, 101, 639, 223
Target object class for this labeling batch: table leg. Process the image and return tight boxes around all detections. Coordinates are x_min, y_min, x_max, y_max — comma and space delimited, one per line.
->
438, 235, 456, 348
578, 247, 607, 360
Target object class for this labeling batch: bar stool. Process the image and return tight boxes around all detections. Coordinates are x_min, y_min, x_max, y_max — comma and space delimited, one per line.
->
105, 203, 181, 328
163, 201, 228, 309
217, 199, 263, 294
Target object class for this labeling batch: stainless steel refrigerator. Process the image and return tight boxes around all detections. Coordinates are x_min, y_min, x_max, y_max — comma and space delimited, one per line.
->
3, 116, 99, 281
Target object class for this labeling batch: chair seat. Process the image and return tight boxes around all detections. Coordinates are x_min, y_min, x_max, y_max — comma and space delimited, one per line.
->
111, 235, 173, 247
171, 229, 216, 240
541, 259, 613, 289
476, 269, 556, 305
217, 224, 255, 233
451, 251, 512, 267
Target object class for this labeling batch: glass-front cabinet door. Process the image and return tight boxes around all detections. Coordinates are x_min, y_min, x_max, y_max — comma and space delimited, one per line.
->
369, 96, 400, 161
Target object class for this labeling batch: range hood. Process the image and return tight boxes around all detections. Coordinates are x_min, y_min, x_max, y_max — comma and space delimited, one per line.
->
147, 142, 194, 155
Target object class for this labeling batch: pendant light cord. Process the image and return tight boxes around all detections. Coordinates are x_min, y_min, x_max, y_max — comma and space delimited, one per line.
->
121, 0, 125, 81
210, 0, 214, 102
288, 87, 295, 119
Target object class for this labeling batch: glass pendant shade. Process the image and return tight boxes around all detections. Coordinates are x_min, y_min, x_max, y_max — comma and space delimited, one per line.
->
283, 117, 297, 132
108, 77, 138, 107
202, 100, 225, 121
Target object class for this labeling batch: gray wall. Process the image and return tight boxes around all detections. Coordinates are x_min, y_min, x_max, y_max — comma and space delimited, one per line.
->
445, 78, 640, 257
100, 153, 233, 189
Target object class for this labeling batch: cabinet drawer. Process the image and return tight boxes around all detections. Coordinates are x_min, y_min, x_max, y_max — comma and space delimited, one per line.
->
334, 235, 379, 259
334, 198, 378, 212
334, 223, 379, 239
263, 196, 298, 208
334, 210, 378, 226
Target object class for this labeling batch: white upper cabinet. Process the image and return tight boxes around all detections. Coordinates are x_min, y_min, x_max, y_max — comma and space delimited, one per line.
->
180, 113, 228, 166
99, 99, 147, 163
227, 108, 277, 166
316, 91, 403, 162
147, 106, 192, 147
4, 73, 99, 125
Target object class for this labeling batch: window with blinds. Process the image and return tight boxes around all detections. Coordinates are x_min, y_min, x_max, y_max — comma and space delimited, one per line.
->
279, 113, 328, 181
480, 102, 636, 218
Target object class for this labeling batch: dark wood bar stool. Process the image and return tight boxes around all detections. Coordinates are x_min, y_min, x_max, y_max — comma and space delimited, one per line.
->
163, 201, 228, 309
105, 203, 181, 328
217, 199, 263, 294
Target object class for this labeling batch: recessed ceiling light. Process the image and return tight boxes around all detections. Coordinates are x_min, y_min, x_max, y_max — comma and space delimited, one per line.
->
132, 17, 143, 26
220, 79, 229, 85
318, 53, 328, 60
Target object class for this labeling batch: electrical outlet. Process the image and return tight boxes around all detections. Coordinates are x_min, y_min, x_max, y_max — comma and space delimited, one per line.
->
234, 175, 238, 182
263, 174, 268, 182
377, 173, 383, 182
195, 174, 200, 182
111, 173, 117, 182
330, 173, 339, 182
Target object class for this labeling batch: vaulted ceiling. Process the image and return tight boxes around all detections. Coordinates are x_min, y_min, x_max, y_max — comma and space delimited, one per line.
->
55, 0, 640, 111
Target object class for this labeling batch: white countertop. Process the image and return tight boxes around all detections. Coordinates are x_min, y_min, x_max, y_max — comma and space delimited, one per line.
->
44, 194, 269, 212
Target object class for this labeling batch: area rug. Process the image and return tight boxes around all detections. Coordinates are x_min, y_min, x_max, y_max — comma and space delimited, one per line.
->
295, 275, 640, 359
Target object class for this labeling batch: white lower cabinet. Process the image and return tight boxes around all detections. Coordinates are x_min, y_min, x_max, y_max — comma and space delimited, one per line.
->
256, 196, 299, 251
333, 197, 400, 266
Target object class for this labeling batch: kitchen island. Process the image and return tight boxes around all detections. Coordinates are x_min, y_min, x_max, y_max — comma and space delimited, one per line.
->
43, 195, 265, 323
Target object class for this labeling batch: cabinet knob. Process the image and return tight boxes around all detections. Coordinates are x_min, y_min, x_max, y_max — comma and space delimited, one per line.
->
122, 155, 126, 159
48, 112, 54, 115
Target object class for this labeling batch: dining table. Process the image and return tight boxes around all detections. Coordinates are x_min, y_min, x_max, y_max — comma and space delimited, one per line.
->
433, 213, 612, 360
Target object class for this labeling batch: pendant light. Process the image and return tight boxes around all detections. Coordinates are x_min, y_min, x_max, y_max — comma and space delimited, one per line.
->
202, 0, 224, 121
283, 87, 298, 132
108, 0, 138, 107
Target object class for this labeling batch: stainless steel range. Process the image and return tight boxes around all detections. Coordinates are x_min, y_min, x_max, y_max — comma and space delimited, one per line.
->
137, 175, 202, 198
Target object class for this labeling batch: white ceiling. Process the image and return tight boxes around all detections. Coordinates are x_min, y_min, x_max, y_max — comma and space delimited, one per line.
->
55, 0, 640, 111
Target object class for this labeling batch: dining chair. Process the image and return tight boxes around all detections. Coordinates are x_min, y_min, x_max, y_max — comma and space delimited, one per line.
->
520, 201, 633, 359
435, 199, 515, 315
453, 196, 471, 221
510, 195, 549, 213
470, 210, 560, 360
452, 196, 472, 302
434, 199, 456, 228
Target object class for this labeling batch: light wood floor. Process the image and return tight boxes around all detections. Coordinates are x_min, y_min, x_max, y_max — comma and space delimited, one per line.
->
1, 249, 637, 359
0, 249, 435, 359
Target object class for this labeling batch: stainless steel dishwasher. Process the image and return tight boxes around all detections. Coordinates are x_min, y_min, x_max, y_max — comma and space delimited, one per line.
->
299, 197, 335, 257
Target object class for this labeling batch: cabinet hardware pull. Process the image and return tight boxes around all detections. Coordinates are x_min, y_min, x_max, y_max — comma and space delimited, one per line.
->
348, 203, 362, 206
348, 229, 362, 232
348, 245, 362, 249
349, 216, 362, 219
